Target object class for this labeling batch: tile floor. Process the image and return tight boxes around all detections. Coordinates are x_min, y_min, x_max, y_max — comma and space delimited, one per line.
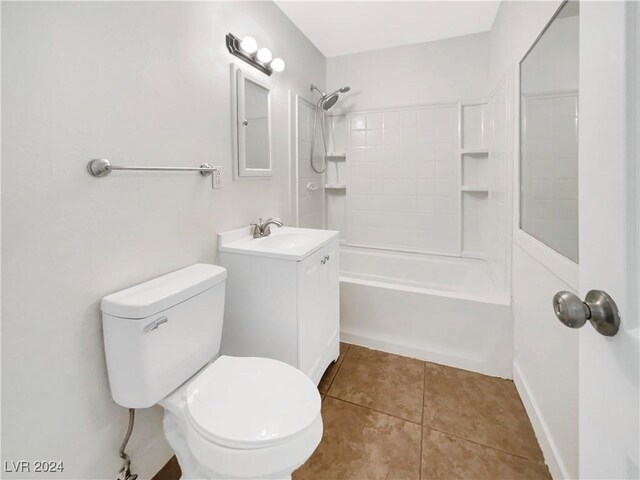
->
153, 343, 551, 480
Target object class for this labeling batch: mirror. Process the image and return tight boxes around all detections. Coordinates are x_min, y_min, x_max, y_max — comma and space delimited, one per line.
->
520, 1, 579, 263
233, 66, 272, 177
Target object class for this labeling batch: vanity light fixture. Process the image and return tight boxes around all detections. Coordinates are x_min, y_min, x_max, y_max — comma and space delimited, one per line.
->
240, 36, 257, 54
271, 58, 285, 72
256, 47, 273, 63
226, 33, 285, 76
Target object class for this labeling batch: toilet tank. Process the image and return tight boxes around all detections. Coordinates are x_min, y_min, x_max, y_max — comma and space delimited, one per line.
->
101, 264, 226, 408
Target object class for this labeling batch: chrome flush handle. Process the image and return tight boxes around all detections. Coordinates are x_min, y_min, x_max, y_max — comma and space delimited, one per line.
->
144, 316, 168, 333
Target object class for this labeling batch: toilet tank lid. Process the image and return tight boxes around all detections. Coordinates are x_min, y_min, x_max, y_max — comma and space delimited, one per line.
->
101, 264, 226, 319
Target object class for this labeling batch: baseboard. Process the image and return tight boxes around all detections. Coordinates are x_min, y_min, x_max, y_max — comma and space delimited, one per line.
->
132, 432, 174, 479
513, 361, 572, 480
340, 330, 512, 379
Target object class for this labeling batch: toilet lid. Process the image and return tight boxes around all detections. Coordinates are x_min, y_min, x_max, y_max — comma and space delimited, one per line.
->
185, 356, 321, 449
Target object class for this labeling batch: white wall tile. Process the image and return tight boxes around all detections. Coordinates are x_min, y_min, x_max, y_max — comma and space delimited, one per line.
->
350, 114, 366, 130
351, 130, 366, 147
366, 112, 384, 129
349, 104, 459, 253
366, 128, 384, 146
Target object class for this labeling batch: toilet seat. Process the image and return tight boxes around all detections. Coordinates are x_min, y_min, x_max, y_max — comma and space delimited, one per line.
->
185, 355, 321, 449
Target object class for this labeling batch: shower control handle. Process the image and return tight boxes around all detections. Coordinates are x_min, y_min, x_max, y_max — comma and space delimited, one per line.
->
552, 290, 620, 336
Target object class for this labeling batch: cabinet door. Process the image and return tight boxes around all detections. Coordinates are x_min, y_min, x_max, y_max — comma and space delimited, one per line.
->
297, 248, 327, 378
322, 241, 340, 358
298, 240, 341, 382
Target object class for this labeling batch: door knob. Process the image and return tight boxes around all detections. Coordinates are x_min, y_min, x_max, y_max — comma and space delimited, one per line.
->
552, 290, 620, 336
242, 119, 249, 126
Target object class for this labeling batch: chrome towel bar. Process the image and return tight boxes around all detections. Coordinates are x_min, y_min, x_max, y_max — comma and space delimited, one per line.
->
87, 158, 220, 178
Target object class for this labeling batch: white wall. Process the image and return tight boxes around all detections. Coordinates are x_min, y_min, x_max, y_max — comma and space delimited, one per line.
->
490, 2, 579, 478
1, 2, 325, 478
327, 32, 490, 112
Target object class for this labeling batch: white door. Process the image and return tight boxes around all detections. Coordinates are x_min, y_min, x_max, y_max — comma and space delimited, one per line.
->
578, 3, 639, 478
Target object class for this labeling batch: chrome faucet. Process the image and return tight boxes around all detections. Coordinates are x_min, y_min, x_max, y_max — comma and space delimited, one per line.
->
250, 218, 284, 238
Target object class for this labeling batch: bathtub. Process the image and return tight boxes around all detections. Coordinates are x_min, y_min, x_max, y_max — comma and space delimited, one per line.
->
339, 246, 513, 378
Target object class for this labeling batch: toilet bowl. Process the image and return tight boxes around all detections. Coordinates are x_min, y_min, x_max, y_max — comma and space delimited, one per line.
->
160, 356, 322, 479
101, 264, 322, 479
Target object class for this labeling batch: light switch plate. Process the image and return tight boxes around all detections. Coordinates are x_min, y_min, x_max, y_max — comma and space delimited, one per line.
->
212, 169, 222, 189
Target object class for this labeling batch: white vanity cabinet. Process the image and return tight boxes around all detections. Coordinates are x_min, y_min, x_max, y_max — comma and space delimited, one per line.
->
218, 226, 340, 385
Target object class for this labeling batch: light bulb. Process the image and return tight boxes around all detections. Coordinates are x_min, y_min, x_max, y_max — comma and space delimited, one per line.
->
240, 36, 257, 54
257, 48, 272, 63
271, 58, 285, 72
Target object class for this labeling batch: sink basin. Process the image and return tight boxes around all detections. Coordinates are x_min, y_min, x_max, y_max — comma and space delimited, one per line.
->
218, 226, 339, 261
256, 232, 316, 249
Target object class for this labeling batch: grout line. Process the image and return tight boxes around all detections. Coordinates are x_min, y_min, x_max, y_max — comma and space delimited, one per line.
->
323, 342, 351, 395
325, 393, 423, 426
421, 362, 426, 426
419, 362, 426, 480
328, 344, 544, 471
424, 423, 545, 465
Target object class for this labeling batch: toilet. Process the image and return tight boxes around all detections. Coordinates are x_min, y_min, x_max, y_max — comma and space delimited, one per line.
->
101, 264, 323, 479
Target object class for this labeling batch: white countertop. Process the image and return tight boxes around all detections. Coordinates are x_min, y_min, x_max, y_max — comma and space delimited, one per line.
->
218, 226, 339, 261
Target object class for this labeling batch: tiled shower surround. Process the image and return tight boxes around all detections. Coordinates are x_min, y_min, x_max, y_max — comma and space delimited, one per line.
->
348, 106, 460, 255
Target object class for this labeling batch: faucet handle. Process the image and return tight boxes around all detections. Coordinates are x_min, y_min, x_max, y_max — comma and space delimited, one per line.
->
250, 223, 262, 238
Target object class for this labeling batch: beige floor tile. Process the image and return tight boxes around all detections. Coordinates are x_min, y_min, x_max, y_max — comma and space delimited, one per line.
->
421, 427, 551, 480
294, 397, 422, 480
423, 362, 544, 462
327, 345, 425, 423
318, 342, 351, 394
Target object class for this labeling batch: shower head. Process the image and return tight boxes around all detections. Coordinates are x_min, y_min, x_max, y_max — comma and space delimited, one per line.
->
320, 85, 351, 110
322, 94, 340, 110
308, 84, 351, 174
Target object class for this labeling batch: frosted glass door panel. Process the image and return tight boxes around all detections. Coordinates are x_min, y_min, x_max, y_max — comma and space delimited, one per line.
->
520, 2, 579, 263
348, 105, 459, 254
521, 93, 579, 262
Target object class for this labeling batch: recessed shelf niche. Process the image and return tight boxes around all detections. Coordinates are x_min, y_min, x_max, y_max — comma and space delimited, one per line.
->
460, 101, 490, 260
325, 114, 347, 240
